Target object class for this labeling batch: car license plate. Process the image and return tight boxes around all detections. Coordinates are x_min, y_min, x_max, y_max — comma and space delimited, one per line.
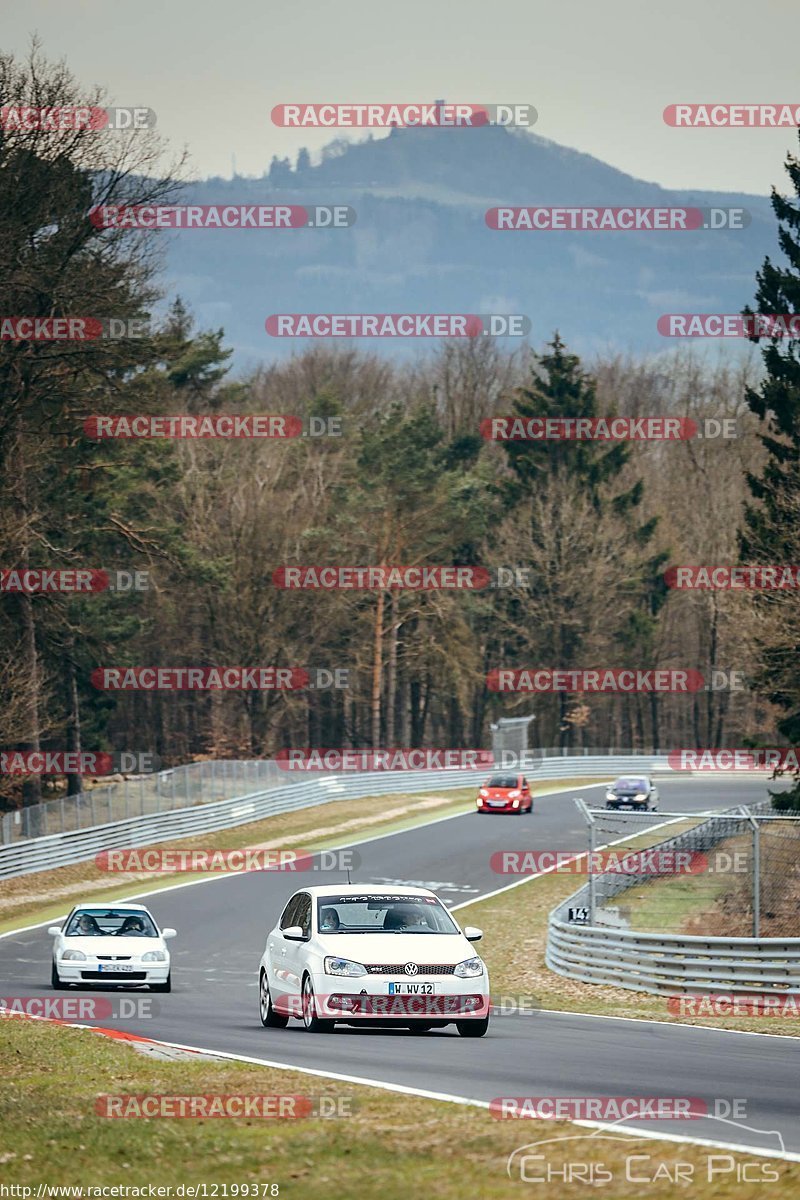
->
488, 799, 506, 806
388, 982, 434, 995
98, 963, 134, 972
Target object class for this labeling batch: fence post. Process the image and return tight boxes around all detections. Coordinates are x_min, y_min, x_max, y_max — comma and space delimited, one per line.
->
741, 807, 760, 938
753, 821, 761, 938
574, 797, 596, 924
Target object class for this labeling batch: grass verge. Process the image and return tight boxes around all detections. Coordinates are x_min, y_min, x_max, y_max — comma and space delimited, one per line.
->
1, 1016, 797, 1197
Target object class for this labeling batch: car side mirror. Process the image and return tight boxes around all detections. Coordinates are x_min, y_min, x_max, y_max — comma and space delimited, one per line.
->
283, 925, 306, 941
47, 926, 62, 937
161, 928, 177, 939
464, 926, 483, 942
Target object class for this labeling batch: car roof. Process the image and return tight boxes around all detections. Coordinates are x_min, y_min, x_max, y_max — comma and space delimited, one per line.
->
297, 884, 438, 898
70, 901, 150, 912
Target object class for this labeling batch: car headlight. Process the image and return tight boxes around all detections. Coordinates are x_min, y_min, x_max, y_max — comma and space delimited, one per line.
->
61, 949, 86, 961
454, 957, 484, 978
479, 789, 488, 797
324, 956, 367, 977
508, 790, 520, 798
142, 950, 167, 962
635, 793, 647, 800
606, 791, 616, 800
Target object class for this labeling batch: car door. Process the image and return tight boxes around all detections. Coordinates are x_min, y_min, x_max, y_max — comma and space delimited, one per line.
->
280, 892, 312, 1007
268, 893, 303, 1008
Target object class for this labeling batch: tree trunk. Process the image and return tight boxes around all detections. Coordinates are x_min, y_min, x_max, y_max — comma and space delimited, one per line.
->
65, 640, 83, 796
385, 592, 399, 745
371, 589, 385, 746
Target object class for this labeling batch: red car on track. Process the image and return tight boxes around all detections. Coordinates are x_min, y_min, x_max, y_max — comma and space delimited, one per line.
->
475, 772, 533, 815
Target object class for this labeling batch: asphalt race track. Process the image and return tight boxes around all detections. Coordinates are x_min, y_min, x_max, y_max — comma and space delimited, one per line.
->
2, 778, 799, 1158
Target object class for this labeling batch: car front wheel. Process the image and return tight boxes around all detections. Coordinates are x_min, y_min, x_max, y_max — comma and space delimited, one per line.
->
456, 1017, 489, 1038
302, 975, 333, 1033
50, 961, 62, 989
151, 973, 171, 993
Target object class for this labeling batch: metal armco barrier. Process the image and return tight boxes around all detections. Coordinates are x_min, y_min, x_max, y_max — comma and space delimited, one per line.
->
0, 754, 670, 880
546, 800, 800, 995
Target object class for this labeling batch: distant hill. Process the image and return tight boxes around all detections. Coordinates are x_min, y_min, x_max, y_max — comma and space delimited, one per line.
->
160, 125, 776, 369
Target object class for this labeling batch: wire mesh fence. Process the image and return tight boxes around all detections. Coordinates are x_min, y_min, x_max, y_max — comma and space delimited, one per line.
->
577, 800, 800, 938
0, 746, 672, 846
0, 760, 289, 845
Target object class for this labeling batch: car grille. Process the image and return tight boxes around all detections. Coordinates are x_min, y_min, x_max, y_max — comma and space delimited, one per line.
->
365, 964, 456, 975
96, 956, 132, 961
81, 970, 146, 980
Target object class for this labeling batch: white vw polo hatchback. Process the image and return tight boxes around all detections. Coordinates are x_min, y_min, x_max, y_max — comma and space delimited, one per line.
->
258, 884, 490, 1036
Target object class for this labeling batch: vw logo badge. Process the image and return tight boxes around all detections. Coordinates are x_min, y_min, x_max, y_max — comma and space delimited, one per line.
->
404, 962, 418, 976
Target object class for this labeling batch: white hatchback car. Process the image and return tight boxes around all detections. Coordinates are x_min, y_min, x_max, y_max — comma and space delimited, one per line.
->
49, 903, 176, 991
258, 884, 490, 1036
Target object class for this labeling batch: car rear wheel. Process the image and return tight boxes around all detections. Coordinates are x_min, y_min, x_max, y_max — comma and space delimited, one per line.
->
302, 975, 333, 1033
456, 1017, 489, 1037
151, 972, 171, 993
259, 970, 288, 1028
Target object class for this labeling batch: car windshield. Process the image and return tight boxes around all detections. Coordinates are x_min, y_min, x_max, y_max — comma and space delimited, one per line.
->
65, 909, 159, 937
614, 778, 647, 791
316, 894, 460, 934
487, 775, 518, 788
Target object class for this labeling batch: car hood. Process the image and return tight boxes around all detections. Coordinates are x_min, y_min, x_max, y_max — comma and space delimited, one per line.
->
61, 935, 165, 956
316, 932, 473, 964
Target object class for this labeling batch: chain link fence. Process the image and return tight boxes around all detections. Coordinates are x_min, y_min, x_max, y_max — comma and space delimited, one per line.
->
0, 760, 287, 844
0, 746, 668, 846
577, 800, 800, 938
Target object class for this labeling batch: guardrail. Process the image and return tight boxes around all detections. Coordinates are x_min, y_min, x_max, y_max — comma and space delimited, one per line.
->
0, 753, 669, 880
0, 748, 676, 845
546, 800, 800, 995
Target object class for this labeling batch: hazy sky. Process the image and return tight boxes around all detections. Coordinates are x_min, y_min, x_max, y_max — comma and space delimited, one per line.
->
4, 0, 800, 195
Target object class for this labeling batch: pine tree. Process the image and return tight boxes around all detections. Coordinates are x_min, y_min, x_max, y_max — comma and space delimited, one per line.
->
741, 135, 800, 808
499, 335, 667, 748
